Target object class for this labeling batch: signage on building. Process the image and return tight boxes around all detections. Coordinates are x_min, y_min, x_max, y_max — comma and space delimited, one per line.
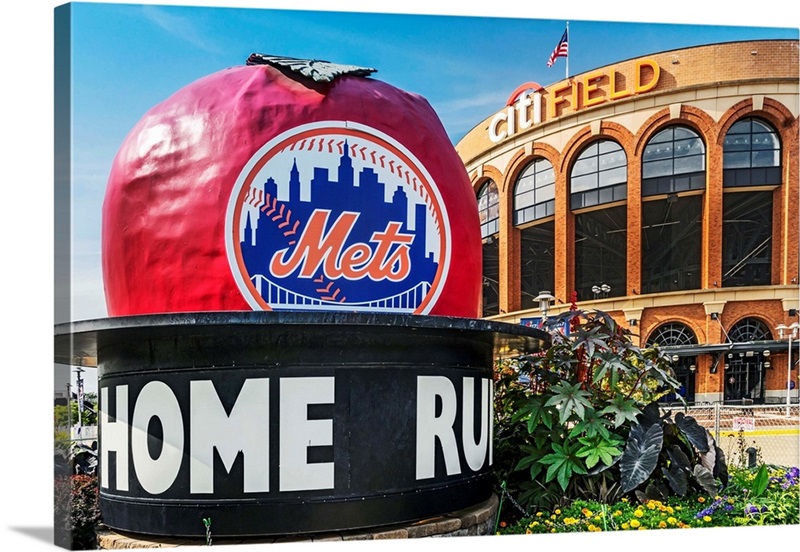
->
488, 59, 661, 143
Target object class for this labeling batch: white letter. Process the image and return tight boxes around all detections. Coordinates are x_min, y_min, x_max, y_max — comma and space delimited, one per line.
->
100, 385, 129, 491
462, 377, 490, 472
488, 111, 507, 143
131, 381, 184, 495
279, 377, 335, 491
517, 91, 534, 131
532, 91, 542, 125
416, 376, 461, 479
190, 379, 270, 493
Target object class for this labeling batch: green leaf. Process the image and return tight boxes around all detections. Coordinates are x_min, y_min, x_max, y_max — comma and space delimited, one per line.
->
599, 396, 641, 428
513, 395, 554, 432
576, 435, 624, 469
751, 464, 770, 498
539, 441, 588, 491
544, 382, 592, 424
568, 407, 612, 440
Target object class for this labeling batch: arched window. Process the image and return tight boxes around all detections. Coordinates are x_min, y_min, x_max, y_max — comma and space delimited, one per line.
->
722, 118, 779, 288
570, 140, 627, 210
642, 125, 705, 197
640, 126, 705, 294
728, 318, 772, 342
646, 322, 698, 403
514, 159, 555, 309
478, 180, 499, 239
647, 323, 698, 348
571, 140, 627, 301
723, 117, 781, 187
477, 180, 499, 316
724, 318, 772, 404
514, 158, 555, 225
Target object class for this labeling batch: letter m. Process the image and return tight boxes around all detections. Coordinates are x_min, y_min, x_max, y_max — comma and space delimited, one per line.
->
190, 379, 270, 493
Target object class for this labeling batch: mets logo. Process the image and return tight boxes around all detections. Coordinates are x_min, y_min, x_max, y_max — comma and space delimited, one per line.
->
225, 121, 451, 314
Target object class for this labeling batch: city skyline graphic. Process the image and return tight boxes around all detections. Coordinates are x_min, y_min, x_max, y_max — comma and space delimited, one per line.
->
235, 136, 442, 312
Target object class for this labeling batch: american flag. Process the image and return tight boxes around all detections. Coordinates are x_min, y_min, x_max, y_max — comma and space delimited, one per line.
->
547, 28, 569, 68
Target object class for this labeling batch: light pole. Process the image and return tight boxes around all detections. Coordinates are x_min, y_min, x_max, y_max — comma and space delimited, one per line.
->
776, 322, 799, 417
534, 290, 555, 320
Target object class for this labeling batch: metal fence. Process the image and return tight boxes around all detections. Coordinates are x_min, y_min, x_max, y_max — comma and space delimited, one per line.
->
663, 404, 800, 468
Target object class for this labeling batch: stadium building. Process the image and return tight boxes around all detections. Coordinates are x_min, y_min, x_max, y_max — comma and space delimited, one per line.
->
456, 39, 799, 404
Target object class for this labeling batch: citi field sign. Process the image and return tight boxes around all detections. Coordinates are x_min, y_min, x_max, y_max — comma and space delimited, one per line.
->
488, 59, 661, 143
226, 121, 450, 314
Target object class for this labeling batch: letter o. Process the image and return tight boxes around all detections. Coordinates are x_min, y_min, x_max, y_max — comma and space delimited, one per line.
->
131, 381, 184, 495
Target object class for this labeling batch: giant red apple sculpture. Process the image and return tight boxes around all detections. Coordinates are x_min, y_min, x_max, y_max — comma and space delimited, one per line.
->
102, 54, 480, 317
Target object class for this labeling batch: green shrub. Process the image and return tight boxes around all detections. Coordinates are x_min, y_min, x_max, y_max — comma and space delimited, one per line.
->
493, 308, 681, 515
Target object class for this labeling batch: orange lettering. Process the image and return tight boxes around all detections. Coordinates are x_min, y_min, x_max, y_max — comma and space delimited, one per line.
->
609, 70, 631, 100
582, 70, 605, 108
635, 59, 660, 94
269, 210, 414, 283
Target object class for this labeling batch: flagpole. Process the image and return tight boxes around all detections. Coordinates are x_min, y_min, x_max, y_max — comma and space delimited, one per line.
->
565, 21, 569, 80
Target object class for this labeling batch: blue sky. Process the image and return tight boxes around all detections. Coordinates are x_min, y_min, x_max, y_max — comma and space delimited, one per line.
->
62, 1, 798, 323
2, 1, 799, 550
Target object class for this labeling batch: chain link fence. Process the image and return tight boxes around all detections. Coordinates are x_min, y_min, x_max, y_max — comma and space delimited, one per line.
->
663, 404, 800, 468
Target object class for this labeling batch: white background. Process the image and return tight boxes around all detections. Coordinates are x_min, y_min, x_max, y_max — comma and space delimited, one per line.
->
2, 1, 798, 551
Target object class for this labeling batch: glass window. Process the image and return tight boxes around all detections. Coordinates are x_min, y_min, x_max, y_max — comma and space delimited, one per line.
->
723, 118, 781, 187
482, 239, 499, 317
642, 125, 706, 197
477, 180, 499, 239
574, 204, 626, 301
570, 140, 627, 210
723, 318, 772, 405
722, 191, 772, 287
646, 323, 697, 404
641, 195, 702, 293
519, 221, 555, 311
514, 158, 555, 226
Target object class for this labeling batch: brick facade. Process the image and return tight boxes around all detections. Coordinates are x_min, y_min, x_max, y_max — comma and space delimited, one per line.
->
462, 40, 800, 403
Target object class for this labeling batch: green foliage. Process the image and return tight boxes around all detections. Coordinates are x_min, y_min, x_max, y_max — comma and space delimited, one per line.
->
496, 465, 799, 534
493, 309, 682, 514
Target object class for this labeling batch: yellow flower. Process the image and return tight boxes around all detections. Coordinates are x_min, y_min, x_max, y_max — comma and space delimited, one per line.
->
622, 497, 629, 502
703, 516, 712, 522
634, 509, 644, 518
630, 519, 641, 528
526, 529, 532, 534
555, 509, 561, 515
667, 517, 677, 525
666, 506, 674, 514
614, 510, 623, 517
658, 521, 667, 528
536, 512, 543, 517
581, 507, 592, 517
697, 497, 706, 503
531, 522, 539, 527
621, 523, 630, 530
550, 515, 556, 520
551, 528, 557, 533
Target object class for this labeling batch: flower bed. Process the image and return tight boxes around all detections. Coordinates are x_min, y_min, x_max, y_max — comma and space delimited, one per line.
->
496, 465, 799, 535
